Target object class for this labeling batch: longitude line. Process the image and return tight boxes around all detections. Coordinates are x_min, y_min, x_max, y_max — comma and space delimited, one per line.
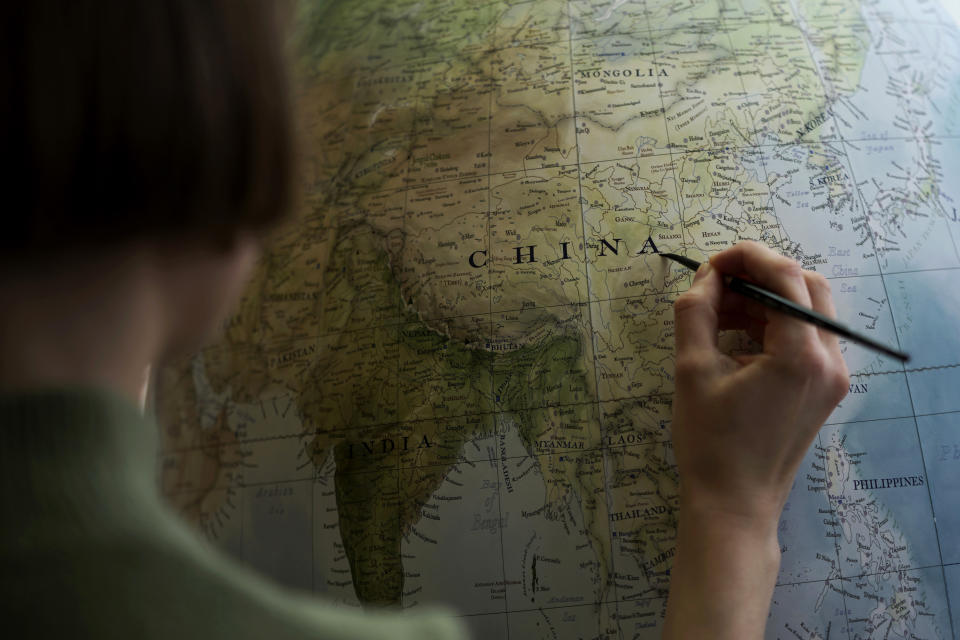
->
896, 0, 960, 632
239, 463, 245, 564
790, 0, 954, 637
486, 47, 512, 637
397, 60, 421, 611
566, 1, 622, 635
643, 9, 686, 245
818, 429, 852, 639
716, 10, 790, 252
721, 2, 843, 629
641, 1, 694, 630
311, 442, 316, 593
845, 2, 957, 635
855, 175, 958, 639
784, 2, 862, 637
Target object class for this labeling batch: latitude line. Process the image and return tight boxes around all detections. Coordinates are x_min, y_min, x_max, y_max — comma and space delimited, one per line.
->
167, 433, 679, 497
222, 263, 960, 349
317, 131, 960, 212
157, 393, 671, 456
435, 555, 959, 622
163, 316, 960, 459
312, 0, 958, 89
159, 398, 960, 460
778, 562, 957, 586
451, 558, 960, 619
455, 596, 665, 622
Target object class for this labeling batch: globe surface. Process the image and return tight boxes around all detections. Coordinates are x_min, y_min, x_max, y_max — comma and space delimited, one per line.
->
155, 1, 960, 637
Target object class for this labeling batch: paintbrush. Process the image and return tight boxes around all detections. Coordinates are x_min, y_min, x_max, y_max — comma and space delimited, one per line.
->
661, 252, 910, 362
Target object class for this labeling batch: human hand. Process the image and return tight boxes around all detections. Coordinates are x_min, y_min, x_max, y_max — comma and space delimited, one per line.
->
671, 240, 849, 526
662, 241, 849, 639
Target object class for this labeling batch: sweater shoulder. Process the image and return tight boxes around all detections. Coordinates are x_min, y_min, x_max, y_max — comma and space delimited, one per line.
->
1, 536, 467, 640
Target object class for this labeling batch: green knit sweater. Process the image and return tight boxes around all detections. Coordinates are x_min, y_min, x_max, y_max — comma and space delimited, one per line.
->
0, 388, 467, 639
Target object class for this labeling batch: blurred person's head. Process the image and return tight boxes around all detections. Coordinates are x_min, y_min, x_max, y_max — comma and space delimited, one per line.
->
0, 0, 295, 369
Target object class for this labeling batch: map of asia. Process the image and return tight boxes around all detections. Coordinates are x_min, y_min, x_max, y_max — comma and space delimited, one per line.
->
153, 1, 960, 637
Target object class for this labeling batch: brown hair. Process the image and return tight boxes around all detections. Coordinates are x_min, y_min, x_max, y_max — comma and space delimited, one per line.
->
0, 0, 295, 259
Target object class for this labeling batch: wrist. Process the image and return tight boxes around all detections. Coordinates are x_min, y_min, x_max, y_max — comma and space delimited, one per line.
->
679, 497, 781, 558
679, 483, 786, 540
664, 497, 781, 639
677, 492, 782, 591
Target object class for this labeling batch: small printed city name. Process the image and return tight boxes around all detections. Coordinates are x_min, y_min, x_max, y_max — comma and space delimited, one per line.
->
357, 74, 414, 87
852, 475, 924, 490
467, 235, 661, 268
270, 344, 318, 368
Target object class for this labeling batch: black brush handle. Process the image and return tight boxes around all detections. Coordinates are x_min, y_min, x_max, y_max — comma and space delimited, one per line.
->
660, 252, 910, 363
726, 275, 910, 363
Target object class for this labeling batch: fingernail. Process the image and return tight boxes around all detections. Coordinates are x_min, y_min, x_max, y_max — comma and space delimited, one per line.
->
693, 261, 711, 283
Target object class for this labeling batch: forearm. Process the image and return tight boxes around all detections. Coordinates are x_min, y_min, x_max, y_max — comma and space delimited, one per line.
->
662, 502, 781, 639
664, 242, 847, 638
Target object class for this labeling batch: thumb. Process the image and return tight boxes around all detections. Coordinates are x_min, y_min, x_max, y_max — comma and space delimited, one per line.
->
673, 261, 724, 357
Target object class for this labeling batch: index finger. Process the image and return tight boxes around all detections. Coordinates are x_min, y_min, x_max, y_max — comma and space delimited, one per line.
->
708, 241, 812, 308
673, 261, 725, 356
708, 241, 818, 355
